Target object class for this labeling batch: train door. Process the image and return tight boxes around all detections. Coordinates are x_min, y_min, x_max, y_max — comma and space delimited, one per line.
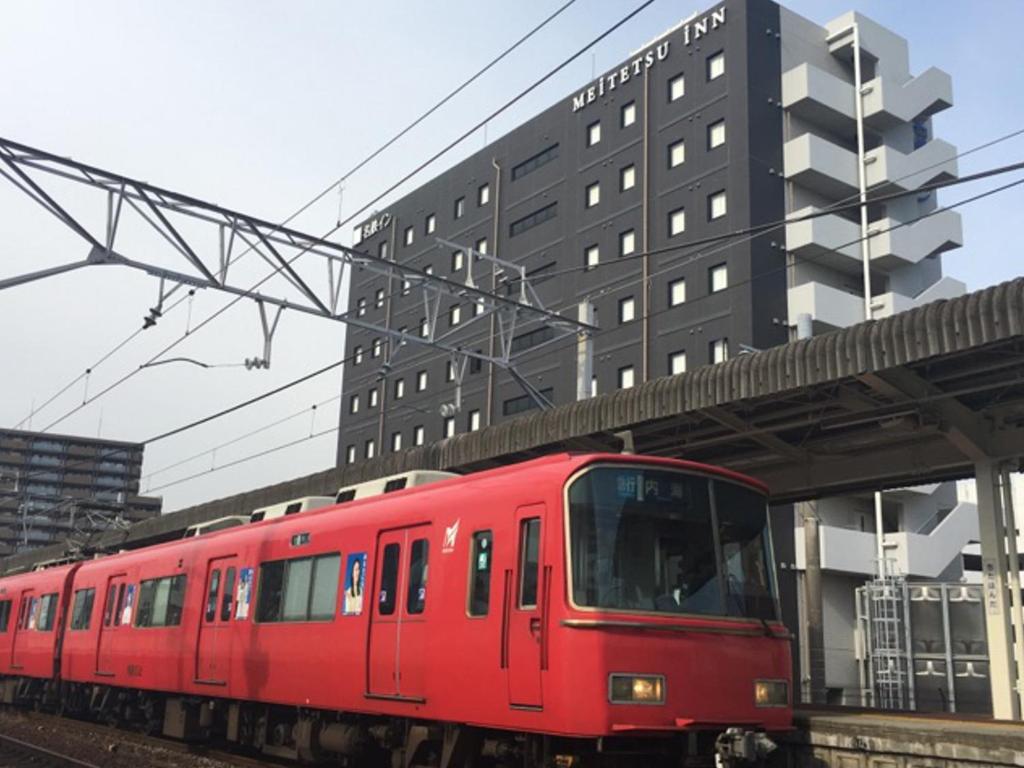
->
9, 589, 34, 670
367, 525, 431, 700
506, 504, 545, 708
95, 574, 128, 676
196, 556, 238, 685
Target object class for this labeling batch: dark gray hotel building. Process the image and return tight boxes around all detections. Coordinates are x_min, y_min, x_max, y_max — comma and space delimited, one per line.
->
340, 0, 966, 706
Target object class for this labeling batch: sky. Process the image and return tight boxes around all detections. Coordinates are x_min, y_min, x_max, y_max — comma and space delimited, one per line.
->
1, 1, 1023, 513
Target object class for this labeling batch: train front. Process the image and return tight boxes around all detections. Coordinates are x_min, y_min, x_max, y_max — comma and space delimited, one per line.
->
552, 459, 791, 763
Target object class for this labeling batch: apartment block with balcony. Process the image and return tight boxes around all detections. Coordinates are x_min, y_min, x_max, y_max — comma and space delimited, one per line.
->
0, 428, 162, 556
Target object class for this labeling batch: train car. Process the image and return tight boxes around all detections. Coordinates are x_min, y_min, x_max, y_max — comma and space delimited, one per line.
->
0, 562, 79, 703
48, 453, 788, 766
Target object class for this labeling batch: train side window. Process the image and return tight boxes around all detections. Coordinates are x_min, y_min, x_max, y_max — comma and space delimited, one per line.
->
0, 599, 10, 632
379, 543, 400, 616
103, 584, 117, 626
309, 554, 341, 621
518, 518, 541, 609
205, 569, 222, 622
166, 575, 187, 626
136, 575, 188, 627
136, 580, 157, 627
406, 539, 429, 615
256, 561, 286, 622
36, 593, 58, 631
70, 588, 96, 630
257, 554, 340, 623
468, 530, 493, 617
113, 584, 127, 626
19, 597, 31, 630
283, 559, 313, 621
220, 567, 236, 621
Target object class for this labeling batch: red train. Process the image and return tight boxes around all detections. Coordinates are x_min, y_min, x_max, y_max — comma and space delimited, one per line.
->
0, 453, 791, 766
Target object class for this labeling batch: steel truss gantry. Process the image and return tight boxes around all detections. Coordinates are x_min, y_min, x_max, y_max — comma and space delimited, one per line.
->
0, 137, 595, 409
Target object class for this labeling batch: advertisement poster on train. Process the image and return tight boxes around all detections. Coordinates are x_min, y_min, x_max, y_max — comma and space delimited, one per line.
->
235, 567, 253, 620
342, 552, 366, 616
121, 584, 136, 625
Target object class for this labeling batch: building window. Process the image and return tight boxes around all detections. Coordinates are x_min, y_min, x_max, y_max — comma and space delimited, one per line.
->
353, 345, 363, 365
404, 226, 414, 246
391, 432, 402, 452
425, 265, 434, 275
379, 241, 389, 260
475, 237, 488, 256
503, 388, 554, 417
394, 378, 405, 399
452, 250, 464, 271
669, 207, 686, 237
587, 120, 601, 147
585, 181, 600, 209
620, 164, 636, 192
710, 338, 729, 364
454, 196, 465, 219
619, 229, 636, 257
669, 277, 686, 306
369, 388, 379, 408
469, 410, 481, 432
709, 190, 727, 220
590, 375, 598, 397
512, 143, 560, 180
509, 202, 558, 237
365, 439, 376, 459
345, 445, 356, 464
416, 370, 428, 392
419, 318, 429, 338
668, 73, 685, 102
425, 213, 436, 234
375, 288, 384, 308
709, 263, 728, 293
349, 394, 360, 414
478, 183, 490, 206
356, 297, 366, 317
621, 101, 636, 128
413, 426, 425, 446
472, 300, 484, 317
618, 365, 635, 390
669, 138, 685, 168
619, 297, 636, 324
450, 305, 462, 326
401, 279, 411, 296
708, 119, 726, 149
669, 351, 687, 375
371, 338, 382, 358
444, 417, 456, 438
446, 360, 456, 382
584, 244, 599, 270
707, 51, 725, 81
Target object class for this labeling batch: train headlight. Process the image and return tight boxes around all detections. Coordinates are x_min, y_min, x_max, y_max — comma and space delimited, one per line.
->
608, 674, 665, 704
754, 679, 788, 707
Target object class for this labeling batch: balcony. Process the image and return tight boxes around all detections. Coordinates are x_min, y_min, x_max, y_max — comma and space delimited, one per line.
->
862, 67, 953, 132
786, 207, 861, 274
788, 281, 866, 330
869, 276, 967, 320
795, 501, 979, 578
782, 63, 855, 138
867, 209, 963, 270
784, 133, 858, 198
864, 139, 958, 192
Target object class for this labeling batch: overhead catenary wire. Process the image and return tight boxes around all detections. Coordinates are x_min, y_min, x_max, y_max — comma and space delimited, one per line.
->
12, 0, 583, 431
15, 161, 1019, 499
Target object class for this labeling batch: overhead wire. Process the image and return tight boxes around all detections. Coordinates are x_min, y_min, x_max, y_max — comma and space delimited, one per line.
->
12, 0, 583, 431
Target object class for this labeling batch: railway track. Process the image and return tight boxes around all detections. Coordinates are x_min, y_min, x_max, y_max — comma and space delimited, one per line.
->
0, 731, 102, 768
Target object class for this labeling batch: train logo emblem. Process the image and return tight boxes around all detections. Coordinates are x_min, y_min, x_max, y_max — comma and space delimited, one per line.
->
442, 519, 460, 553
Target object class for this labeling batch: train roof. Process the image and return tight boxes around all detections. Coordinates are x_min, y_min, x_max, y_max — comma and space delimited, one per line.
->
34, 453, 769, 578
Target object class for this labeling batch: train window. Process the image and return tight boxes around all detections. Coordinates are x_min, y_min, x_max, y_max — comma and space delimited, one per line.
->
113, 584, 126, 626
221, 567, 236, 621
714, 480, 777, 621
103, 584, 117, 627
136, 575, 188, 627
70, 588, 96, 630
468, 530, 493, 617
37, 593, 58, 631
406, 539, 429, 615
205, 570, 222, 622
518, 519, 541, 609
0, 599, 10, 632
379, 543, 400, 616
257, 554, 340, 623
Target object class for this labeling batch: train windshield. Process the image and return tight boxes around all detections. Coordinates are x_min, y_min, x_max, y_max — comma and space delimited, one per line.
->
567, 466, 777, 620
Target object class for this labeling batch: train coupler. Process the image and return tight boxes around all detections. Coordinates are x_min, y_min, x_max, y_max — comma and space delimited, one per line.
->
713, 727, 776, 767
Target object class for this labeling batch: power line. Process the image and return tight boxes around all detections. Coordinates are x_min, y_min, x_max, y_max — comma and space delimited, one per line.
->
12, 0, 583, 431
